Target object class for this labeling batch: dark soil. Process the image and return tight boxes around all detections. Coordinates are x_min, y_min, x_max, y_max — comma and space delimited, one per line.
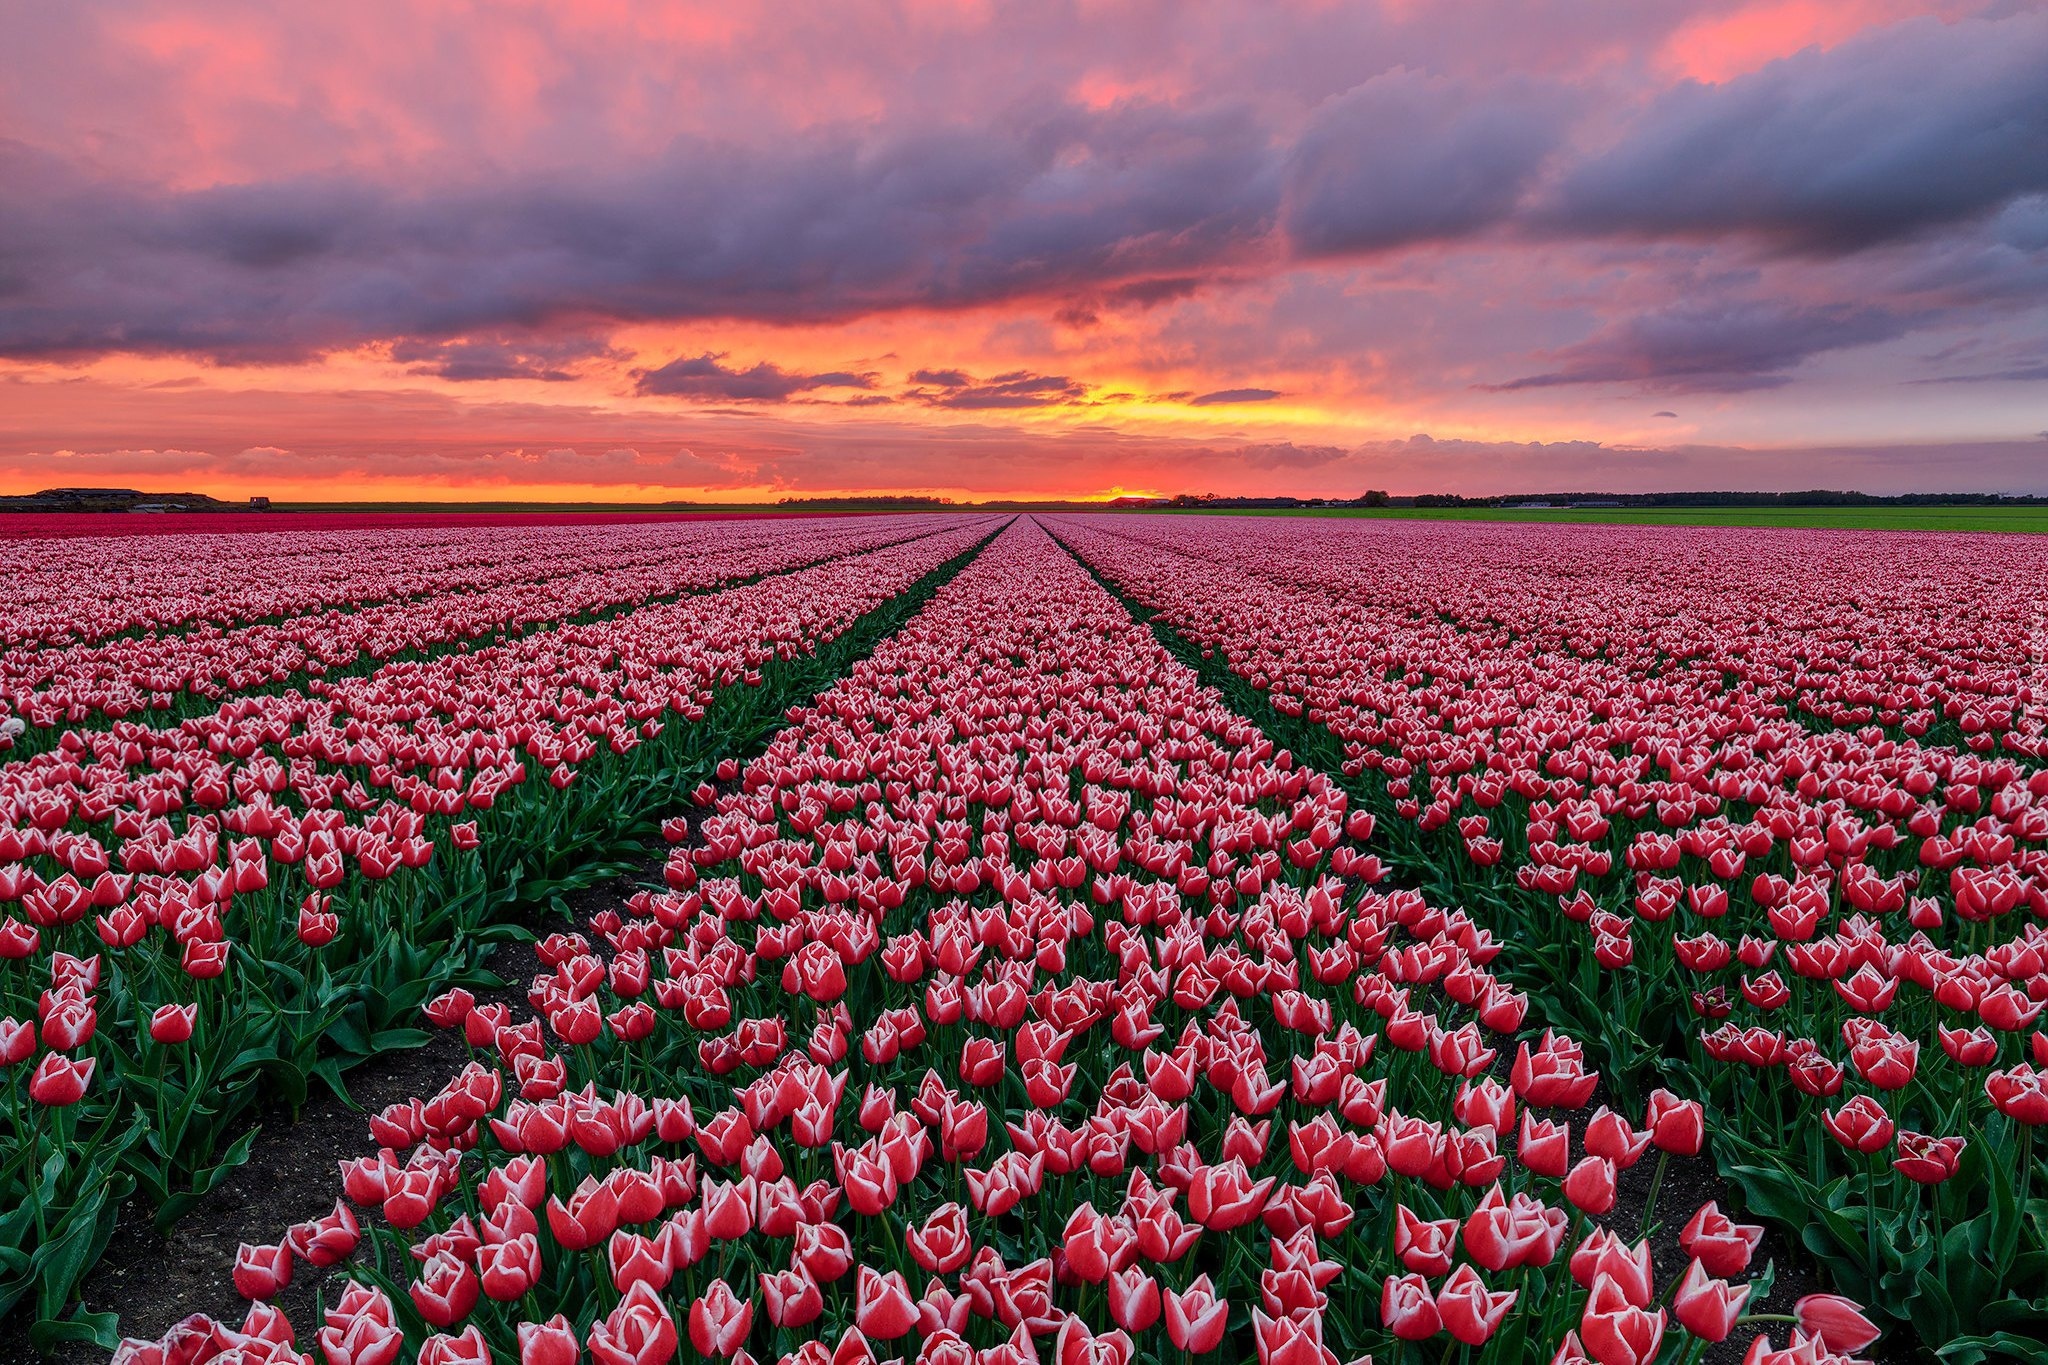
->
0, 925, 545, 1365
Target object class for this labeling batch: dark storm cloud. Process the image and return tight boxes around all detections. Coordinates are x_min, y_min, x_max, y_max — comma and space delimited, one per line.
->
0, 101, 1282, 365
1284, 69, 1573, 256
1484, 300, 1914, 393
633, 354, 877, 401
1549, 12, 2048, 251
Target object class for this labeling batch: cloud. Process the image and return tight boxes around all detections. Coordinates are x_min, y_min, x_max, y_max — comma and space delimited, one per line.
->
390, 333, 624, 382
0, 0, 2042, 457
0, 98, 1281, 364
1285, 69, 1573, 257
1189, 388, 1282, 406
634, 353, 876, 401
1910, 362, 2048, 385
1228, 441, 1350, 470
1484, 299, 1913, 392
1550, 12, 2048, 251
907, 370, 1089, 409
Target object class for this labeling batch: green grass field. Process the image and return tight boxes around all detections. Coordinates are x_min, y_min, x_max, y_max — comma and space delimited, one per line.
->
1159, 505, 2048, 533
273, 501, 2048, 533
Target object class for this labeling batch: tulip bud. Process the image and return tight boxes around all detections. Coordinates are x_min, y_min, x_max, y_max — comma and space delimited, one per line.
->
518, 1315, 581, 1365
149, 1002, 197, 1045
28, 1052, 93, 1105
232, 1242, 293, 1301
1795, 1294, 1881, 1354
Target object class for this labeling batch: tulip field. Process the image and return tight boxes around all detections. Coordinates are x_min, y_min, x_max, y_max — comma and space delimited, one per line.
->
4, 513, 2044, 1365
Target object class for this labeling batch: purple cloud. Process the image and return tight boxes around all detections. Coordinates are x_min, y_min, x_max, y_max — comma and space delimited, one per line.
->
907, 370, 1089, 410
1285, 69, 1572, 256
1189, 388, 1283, 405
1484, 300, 1914, 392
1550, 12, 2048, 251
634, 354, 877, 401
390, 333, 623, 382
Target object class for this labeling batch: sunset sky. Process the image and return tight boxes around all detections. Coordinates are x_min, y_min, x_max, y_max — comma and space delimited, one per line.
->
2, 0, 2045, 502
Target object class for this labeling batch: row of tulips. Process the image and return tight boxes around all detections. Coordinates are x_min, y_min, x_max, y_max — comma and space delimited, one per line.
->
117, 518, 1879, 1365
1044, 513, 2048, 1358
0, 516, 941, 745
2, 517, 796, 649
0, 517, 1003, 1345
1049, 516, 2045, 760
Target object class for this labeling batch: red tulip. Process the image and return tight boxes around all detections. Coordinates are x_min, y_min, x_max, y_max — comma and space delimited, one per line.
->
320, 1292, 405, 1365
282, 1208, 354, 1274
0, 1017, 33, 1066
479, 1234, 541, 1301
28, 1052, 93, 1105
906, 1201, 973, 1273
591, 1282, 679, 1365
1679, 1202, 1762, 1278
1580, 1274, 1665, 1365
1397, 1204, 1457, 1275
1571, 1229, 1654, 1306
1438, 1264, 1516, 1345
1644, 1089, 1703, 1156
1108, 1266, 1160, 1332
149, 1002, 196, 1045
1187, 1159, 1275, 1230
1518, 1112, 1570, 1177
608, 1231, 673, 1295
1055, 1317, 1135, 1365
686, 1279, 751, 1358
232, 1242, 292, 1301
793, 1219, 853, 1282
182, 940, 229, 978
1672, 1260, 1748, 1343
410, 1250, 479, 1330
516, 1317, 581, 1365
959, 1035, 1006, 1086
1163, 1275, 1229, 1353
1940, 1025, 1998, 1067
418, 1326, 493, 1365
1892, 1130, 1966, 1184
1822, 1095, 1894, 1153
1584, 1107, 1653, 1168
321, 1309, 405, 1365
1564, 1155, 1618, 1215
1381, 1272, 1441, 1340
1794, 1295, 1882, 1354
760, 1268, 823, 1329
855, 1266, 917, 1340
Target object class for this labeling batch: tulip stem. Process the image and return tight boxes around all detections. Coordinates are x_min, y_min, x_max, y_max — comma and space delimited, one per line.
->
1931, 1189, 1947, 1289
29, 1100, 49, 1245
1637, 1149, 1669, 1239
